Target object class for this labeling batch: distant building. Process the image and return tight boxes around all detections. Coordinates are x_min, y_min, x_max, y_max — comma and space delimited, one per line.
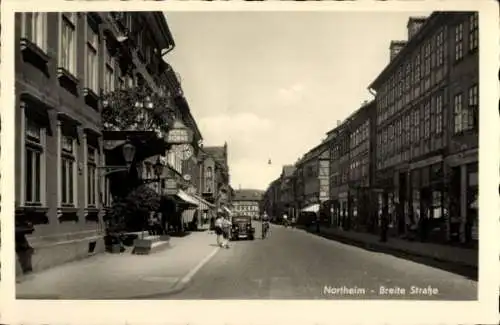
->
200, 143, 231, 214
294, 141, 330, 224
232, 189, 264, 219
279, 165, 296, 218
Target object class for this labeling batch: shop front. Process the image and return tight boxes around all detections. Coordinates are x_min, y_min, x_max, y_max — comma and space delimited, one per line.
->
337, 191, 349, 230
409, 161, 447, 243
445, 149, 478, 245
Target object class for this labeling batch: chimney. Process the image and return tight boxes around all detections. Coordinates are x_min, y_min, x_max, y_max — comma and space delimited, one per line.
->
407, 16, 427, 40
336, 120, 342, 126
389, 40, 407, 61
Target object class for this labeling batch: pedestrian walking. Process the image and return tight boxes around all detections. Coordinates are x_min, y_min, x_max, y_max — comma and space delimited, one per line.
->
380, 204, 389, 242
221, 216, 232, 248
282, 213, 289, 227
214, 214, 224, 246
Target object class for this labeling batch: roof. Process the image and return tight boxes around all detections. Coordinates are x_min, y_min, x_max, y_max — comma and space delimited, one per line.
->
368, 12, 440, 90
203, 146, 225, 162
152, 12, 175, 52
232, 189, 264, 202
282, 165, 296, 178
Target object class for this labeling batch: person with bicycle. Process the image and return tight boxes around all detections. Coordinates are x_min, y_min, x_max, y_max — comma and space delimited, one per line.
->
262, 212, 270, 239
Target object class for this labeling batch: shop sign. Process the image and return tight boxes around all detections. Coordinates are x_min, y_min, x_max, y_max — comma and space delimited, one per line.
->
164, 179, 178, 196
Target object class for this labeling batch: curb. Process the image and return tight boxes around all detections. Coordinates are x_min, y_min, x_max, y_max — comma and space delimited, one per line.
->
300, 227, 478, 274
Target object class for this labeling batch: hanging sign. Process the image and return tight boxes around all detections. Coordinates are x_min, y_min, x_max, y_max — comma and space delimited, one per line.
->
165, 119, 193, 144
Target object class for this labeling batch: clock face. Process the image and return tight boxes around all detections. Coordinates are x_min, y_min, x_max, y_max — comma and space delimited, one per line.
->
180, 144, 194, 160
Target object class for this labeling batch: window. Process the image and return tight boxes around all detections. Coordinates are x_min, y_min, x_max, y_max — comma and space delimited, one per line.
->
454, 23, 464, 61
435, 94, 443, 134
22, 12, 48, 51
468, 84, 479, 129
404, 114, 410, 145
412, 109, 420, 143
60, 13, 78, 75
61, 135, 76, 206
436, 29, 444, 66
103, 177, 112, 207
389, 124, 394, 154
405, 63, 411, 91
469, 13, 478, 51
104, 39, 116, 93
453, 93, 473, 133
424, 101, 431, 139
396, 119, 402, 150
85, 18, 99, 92
87, 146, 98, 207
414, 54, 421, 83
206, 166, 213, 179
25, 119, 45, 206
424, 42, 431, 75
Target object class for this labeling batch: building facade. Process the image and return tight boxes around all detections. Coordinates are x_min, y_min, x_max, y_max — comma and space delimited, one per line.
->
232, 189, 263, 219
329, 121, 351, 229
200, 143, 232, 214
368, 12, 479, 244
14, 11, 209, 274
294, 142, 329, 224
345, 100, 377, 232
262, 177, 281, 219
279, 165, 296, 219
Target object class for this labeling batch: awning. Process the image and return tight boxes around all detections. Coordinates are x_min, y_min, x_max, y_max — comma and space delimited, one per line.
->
223, 206, 232, 215
175, 190, 199, 207
191, 194, 215, 211
218, 206, 232, 215
301, 203, 319, 213
182, 209, 197, 224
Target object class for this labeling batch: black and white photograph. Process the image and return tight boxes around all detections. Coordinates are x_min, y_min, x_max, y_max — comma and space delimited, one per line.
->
0, 0, 499, 324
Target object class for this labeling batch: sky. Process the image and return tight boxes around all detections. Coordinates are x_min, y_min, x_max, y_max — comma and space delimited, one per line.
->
165, 11, 430, 191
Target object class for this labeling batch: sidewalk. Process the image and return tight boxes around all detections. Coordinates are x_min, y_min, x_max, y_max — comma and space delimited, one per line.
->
299, 226, 478, 270
16, 230, 220, 299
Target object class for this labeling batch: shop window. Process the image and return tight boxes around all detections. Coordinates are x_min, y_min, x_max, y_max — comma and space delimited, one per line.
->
432, 191, 442, 219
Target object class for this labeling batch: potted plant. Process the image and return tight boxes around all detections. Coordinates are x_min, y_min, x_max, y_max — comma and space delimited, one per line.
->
121, 185, 161, 254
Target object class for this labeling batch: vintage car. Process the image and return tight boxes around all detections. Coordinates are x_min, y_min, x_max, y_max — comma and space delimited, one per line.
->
230, 215, 255, 240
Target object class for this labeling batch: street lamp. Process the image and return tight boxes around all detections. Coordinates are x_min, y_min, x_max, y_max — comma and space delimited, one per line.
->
153, 157, 163, 179
98, 139, 136, 176
122, 141, 136, 167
